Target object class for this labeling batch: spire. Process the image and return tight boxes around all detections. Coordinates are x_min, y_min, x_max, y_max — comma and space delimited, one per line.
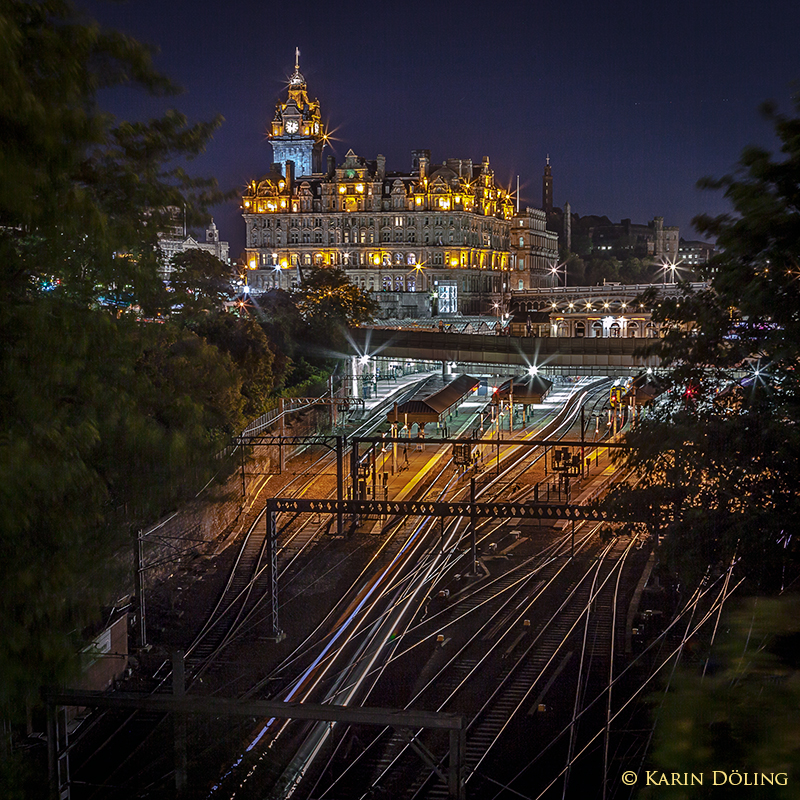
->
289, 46, 305, 88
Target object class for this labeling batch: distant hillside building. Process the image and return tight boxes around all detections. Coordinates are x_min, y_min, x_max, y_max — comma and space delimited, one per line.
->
678, 238, 715, 267
158, 218, 231, 276
589, 216, 679, 259
242, 54, 558, 318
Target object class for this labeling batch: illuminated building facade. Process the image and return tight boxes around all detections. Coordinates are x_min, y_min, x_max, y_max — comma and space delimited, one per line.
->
243, 56, 559, 317
158, 216, 230, 276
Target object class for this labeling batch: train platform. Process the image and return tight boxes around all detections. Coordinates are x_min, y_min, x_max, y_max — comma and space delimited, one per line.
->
353, 378, 601, 533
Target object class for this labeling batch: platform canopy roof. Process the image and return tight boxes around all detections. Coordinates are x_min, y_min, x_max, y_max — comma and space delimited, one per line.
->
494, 374, 553, 404
388, 373, 479, 427
630, 373, 664, 405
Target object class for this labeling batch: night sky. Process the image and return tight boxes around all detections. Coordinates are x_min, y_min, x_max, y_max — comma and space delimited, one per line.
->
85, 0, 800, 259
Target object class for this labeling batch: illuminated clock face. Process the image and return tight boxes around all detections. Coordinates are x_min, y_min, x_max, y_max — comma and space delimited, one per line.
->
285, 119, 299, 133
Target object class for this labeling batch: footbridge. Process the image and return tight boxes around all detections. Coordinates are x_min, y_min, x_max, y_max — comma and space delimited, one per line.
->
347, 327, 661, 376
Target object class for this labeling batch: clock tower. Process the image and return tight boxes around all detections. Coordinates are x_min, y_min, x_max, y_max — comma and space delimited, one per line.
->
269, 49, 326, 177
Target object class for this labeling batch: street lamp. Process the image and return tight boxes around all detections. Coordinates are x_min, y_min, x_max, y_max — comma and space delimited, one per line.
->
548, 259, 568, 288
659, 256, 683, 284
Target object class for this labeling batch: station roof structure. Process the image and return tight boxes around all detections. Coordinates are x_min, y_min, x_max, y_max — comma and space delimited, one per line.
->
630, 373, 664, 405
388, 373, 479, 427
368, 318, 499, 334
494, 374, 553, 404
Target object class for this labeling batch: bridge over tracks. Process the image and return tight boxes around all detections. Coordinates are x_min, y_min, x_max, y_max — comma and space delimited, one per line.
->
347, 327, 661, 376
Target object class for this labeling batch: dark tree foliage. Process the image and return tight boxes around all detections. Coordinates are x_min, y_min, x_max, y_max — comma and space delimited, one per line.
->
641, 598, 800, 799
190, 312, 275, 418
0, 0, 240, 742
0, 306, 243, 717
169, 249, 234, 316
0, 0, 226, 308
249, 269, 377, 395
601, 97, 800, 587
294, 266, 377, 357
295, 266, 378, 329
255, 288, 305, 391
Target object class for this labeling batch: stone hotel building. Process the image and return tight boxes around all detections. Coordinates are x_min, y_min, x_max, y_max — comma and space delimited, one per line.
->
243, 54, 558, 318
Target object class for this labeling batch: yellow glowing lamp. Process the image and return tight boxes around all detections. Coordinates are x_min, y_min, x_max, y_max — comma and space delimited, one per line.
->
373, 255, 380, 265
281, 259, 288, 268
339, 186, 346, 194
244, 200, 251, 208
249, 259, 257, 270
415, 197, 422, 205
279, 181, 285, 190
356, 184, 364, 193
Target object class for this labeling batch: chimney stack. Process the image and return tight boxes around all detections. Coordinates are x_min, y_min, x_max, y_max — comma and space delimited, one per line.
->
419, 154, 429, 180
285, 160, 295, 194
411, 149, 431, 176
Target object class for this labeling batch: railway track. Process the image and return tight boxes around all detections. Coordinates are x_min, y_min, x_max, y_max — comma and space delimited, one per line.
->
67, 376, 631, 799
265, 383, 634, 799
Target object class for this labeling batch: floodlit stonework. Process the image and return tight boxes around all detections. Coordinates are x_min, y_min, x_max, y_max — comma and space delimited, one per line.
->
243, 53, 558, 318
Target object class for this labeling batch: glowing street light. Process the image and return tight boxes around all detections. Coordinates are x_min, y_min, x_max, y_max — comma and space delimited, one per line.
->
548, 260, 567, 288
659, 256, 684, 284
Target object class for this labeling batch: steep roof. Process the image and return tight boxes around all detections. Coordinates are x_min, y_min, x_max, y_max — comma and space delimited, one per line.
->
389, 374, 479, 424
494, 374, 553, 403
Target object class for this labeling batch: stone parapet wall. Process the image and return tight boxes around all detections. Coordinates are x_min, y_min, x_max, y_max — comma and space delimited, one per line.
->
137, 403, 331, 591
